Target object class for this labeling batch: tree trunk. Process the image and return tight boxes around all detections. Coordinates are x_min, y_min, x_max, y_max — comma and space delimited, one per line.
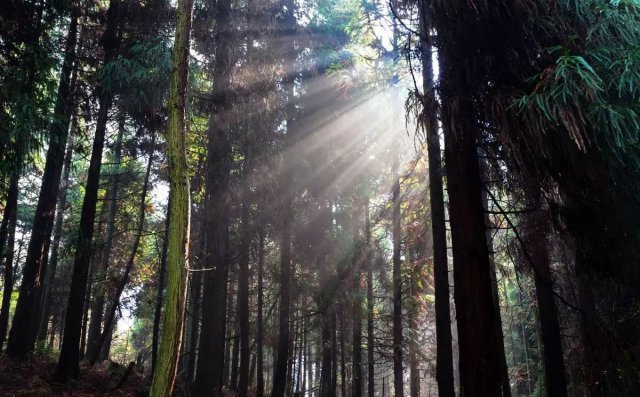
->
352, 200, 363, 397
0, 171, 19, 348
37, 118, 76, 344
193, 0, 233, 393
86, 117, 124, 360
90, 137, 155, 365
149, 0, 193, 391
392, 134, 404, 397
257, 229, 265, 397
340, 315, 346, 397
7, 8, 79, 358
152, 200, 170, 373
408, 274, 420, 397
525, 198, 568, 397
440, 74, 502, 397
418, 2, 455, 396
238, 196, 251, 397
366, 200, 375, 397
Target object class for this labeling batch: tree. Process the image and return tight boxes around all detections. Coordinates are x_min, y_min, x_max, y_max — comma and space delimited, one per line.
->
149, 0, 193, 391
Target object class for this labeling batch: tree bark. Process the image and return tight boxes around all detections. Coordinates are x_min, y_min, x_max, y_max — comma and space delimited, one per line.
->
366, 200, 375, 397
238, 195, 251, 397
392, 134, 404, 397
525, 198, 568, 397
418, 2, 455, 396
0, 171, 19, 348
193, 0, 233, 394
257, 229, 265, 397
7, 8, 79, 358
149, 0, 193, 391
37, 117, 76, 344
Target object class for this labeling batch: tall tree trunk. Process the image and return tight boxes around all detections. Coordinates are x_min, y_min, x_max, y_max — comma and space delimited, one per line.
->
86, 117, 124, 360
525, 197, 568, 397
37, 118, 76, 344
0, 171, 19, 348
257, 229, 266, 397
352, 199, 363, 397
90, 137, 155, 364
366, 200, 375, 397
149, 0, 193, 391
439, 67, 502, 397
152, 200, 170, 373
392, 135, 404, 397
432, 1, 505, 394
418, 2, 455, 396
238, 196, 251, 397
7, 8, 79, 358
193, 0, 232, 393
408, 273, 420, 397
340, 315, 346, 397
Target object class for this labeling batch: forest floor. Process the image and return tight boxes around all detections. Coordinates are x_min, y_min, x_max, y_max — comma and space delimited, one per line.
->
0, 355, 148, 396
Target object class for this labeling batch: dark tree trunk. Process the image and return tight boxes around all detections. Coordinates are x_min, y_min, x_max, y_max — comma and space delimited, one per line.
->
340, 315, 346, 397
54, 0, 119, 380
193, 0, 232, 393
352, 199, 363, 397
525, 198, 568, 397
152, 201, 170, 373
89, 137, 155, 365
392, 140, 404, 397
418, 2, 455, 396
37, 117, 76, 344
86, 118, 124, 360
7, 8, 79, 358
366, 201, 375, 397
440, 73, 502, 397
331, 312, 338, 396
320, 306, 333, 397
408, 274, 420, 397
256, 229, 265, 397
238, 197, 251, 397
0, 171, 19, 348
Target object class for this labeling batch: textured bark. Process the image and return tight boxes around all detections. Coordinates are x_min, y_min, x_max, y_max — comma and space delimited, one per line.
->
440, 77, 502, 397
7, 9, 79, 358
0, 171, 19, 348
148, 0, 192, 391
418, 2, 455, 396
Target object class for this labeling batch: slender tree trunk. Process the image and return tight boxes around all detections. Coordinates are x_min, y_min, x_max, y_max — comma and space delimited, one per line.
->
149, 0, 193, 391
418, 2, 455, 396
152, 201, 171, 373
525, 197, 568, 397
257, 229, 266, 397
366, 201, 375, 397
86, 118, 124, 360
352, 200, 363, 397
392, 135, 404, 397
340, 315, 346, 397
409, 274, 420, 397
80, 255, 96, 358
37, 120, 76, 344
238, 196, 251, 397
331, 312, 338, 396
0, 172, 19, 348
7, 8, 79, 358
90, 137, 155, 365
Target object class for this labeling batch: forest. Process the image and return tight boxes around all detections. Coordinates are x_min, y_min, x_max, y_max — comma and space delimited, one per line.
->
1, 0, 639, 396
